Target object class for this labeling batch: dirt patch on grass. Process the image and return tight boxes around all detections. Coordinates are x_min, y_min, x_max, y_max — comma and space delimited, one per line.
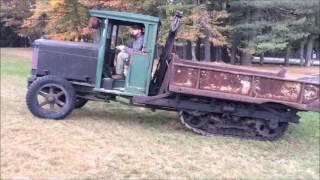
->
1, 48, 33, 62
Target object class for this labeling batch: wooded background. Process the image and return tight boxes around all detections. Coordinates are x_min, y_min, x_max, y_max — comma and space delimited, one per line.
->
1, 0, 319, 66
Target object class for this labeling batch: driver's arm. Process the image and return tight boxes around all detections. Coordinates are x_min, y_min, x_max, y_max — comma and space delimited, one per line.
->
124, 35, 144, 53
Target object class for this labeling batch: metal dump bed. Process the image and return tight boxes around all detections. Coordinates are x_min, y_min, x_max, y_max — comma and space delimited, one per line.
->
168, 56, 320, 112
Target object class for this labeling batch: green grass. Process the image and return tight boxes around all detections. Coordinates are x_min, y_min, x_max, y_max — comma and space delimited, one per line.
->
0, 48, 31, 77
291, 112, 320, 138
1, 48, 319, 179
1, 59, 30, 77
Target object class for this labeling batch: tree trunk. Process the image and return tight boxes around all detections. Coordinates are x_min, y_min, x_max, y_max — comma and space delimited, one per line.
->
204, 40, 211, 62
305, 35, 317, 67
159, 8, 164, 20
315, 39, 319, 60
93, 29, 101, 44
216, 48, 222, 62
240, 8, 257, 65
202, 9, 211, 62
300, 39, 306, 66
221, 0, 227, 10
284, 46, 291, 66
259, 53, 264, 65
240, 51, 252, 65
191, 41, 197, 61
191, 0, 199, 60
230, 44, 237, 64
186, 41, 192, 60
182, 42, 187, 59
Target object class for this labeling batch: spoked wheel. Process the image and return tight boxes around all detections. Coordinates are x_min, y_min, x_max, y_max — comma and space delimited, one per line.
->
26, 76, 75, 119
37, 84, 67, 111
255, 120, 288, 140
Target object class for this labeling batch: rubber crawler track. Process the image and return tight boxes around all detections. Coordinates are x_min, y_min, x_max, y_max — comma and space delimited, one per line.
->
179, 111, 289, 141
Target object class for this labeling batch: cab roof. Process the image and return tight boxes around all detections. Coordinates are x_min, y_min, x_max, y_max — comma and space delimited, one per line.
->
89, 10, 160, 25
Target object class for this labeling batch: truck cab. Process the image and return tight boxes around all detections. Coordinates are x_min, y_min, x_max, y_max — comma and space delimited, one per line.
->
91, 10, 160, 96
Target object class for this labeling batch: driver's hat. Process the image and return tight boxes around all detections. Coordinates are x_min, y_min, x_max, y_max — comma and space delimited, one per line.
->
131, 24, 144, 31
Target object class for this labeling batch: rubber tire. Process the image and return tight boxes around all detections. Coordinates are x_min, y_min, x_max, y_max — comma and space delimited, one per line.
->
74, 98, 88, 109
26, 75, 75, 120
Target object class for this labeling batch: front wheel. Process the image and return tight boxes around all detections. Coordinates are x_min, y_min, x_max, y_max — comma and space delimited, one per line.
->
26, 75, 75, 119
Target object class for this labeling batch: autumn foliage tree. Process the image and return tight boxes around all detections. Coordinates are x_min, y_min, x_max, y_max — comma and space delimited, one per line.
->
18, 0, 128, 41
0, 0, 33, 46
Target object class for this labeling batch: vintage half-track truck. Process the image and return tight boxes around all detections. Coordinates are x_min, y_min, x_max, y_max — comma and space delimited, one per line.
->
26, 10, 320, 140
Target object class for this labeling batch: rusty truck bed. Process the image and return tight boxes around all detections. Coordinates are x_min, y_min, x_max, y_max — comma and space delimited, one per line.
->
168, 56, 320, 112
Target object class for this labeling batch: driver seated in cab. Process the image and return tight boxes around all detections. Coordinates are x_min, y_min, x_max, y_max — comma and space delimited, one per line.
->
113, 24, 144, 80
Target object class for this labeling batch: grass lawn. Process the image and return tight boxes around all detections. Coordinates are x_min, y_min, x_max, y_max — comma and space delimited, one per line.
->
1, 48, 319, 179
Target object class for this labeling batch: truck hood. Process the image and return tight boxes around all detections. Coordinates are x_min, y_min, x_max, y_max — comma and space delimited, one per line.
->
34, 39, 99, 51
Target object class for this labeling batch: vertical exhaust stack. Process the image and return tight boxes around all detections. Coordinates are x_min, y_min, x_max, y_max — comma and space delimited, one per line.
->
150, 11, 183, 95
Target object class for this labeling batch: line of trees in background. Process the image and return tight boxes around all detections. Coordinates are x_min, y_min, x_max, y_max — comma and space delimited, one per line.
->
0, 0, 319, 66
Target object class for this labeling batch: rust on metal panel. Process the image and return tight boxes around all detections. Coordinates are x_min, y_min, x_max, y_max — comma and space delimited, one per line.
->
199, 70, 251, 95
173, 66, 198, 88
255, 77, 301, 102
303, 84, 320, 104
